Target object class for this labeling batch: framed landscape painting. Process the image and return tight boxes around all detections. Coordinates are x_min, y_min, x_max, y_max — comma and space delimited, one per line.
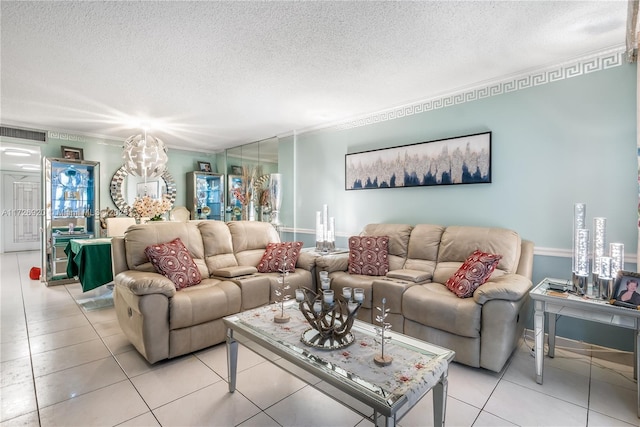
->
345, 132, 491, 190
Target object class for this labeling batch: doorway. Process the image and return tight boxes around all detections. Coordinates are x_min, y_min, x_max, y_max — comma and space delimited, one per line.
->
1, 171, 41, 252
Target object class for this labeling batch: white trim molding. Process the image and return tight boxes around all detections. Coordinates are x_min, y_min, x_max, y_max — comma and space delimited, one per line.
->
285, 228, 637, 265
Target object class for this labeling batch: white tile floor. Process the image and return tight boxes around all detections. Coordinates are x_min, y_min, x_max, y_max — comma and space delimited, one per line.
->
1, 250, 639, 426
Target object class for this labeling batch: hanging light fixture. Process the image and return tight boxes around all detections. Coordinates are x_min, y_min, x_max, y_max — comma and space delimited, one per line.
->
122, 129, 168, 178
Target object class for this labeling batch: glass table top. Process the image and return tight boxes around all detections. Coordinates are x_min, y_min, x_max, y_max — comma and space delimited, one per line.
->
224, 302, 455, 412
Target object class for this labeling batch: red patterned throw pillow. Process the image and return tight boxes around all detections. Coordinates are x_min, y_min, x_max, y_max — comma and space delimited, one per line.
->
446, 250, 502, 298
144, 238, 202, 290
257, 241, 303, 273
348, 236, 389, 276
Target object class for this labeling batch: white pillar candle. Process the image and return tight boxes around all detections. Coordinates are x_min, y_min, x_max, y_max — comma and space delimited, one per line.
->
295, 289, 305, 302
313, 300, 322, 313
354, 288, 365, 303
343, 287, 352, 300
322, 204, 328, 243
323, 289, 334, 304
348, 301, 358, 313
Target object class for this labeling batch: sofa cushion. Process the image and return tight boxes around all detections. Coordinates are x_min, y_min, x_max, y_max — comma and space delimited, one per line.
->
199, 220, 238, 273
257, 241, 303, 273
124, 222, 209, 278
228, 221, 281, 266
403, 282, 482, 338
144, 238, 202, 290
404, 224, 445, 275
169, 279, 241, 329
362, 224, 412, 271
433, 226, 521, 284
348, 236, 389, 276
446, 250, 502, 298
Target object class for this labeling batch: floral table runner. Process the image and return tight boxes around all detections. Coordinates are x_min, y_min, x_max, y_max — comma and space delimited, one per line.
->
235, 304, 448, 407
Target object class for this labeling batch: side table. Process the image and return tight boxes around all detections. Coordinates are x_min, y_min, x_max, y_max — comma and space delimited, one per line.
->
530, 277, 640, 417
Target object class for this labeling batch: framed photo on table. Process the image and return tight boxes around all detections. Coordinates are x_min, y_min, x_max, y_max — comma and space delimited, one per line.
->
61, 146, 84, 160
611, 271, 640, 307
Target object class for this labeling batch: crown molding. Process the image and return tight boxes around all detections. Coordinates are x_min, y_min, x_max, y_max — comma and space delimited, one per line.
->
280, 45, 626, 139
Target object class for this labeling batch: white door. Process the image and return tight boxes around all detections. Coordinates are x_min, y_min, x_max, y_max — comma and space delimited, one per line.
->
1, 172, 41, 252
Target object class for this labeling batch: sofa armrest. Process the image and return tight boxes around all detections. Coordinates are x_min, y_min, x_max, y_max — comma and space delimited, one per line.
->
315, 253, 349, 273
114, 270, 176, 298
473, 274, 532, 305
297, 251, 320, 271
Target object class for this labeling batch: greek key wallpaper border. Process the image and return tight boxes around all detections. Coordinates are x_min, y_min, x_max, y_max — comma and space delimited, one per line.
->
335, 47, 625, 131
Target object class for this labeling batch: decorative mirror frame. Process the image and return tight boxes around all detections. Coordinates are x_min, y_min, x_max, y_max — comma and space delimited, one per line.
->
109, 166, 177, 217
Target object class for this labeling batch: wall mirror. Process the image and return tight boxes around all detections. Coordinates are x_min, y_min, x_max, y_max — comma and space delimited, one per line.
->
224, 137, 278, 221
110, 166, 177, 217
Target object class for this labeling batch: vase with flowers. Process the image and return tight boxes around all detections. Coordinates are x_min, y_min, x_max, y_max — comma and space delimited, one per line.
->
132, 195, 172, 222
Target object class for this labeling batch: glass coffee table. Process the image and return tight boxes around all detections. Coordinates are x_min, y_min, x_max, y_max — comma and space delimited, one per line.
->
223, 302, 455, 427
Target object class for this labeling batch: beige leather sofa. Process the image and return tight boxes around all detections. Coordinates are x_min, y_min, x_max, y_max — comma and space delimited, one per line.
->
316, 223, 534, 372
111, 220, 317, 363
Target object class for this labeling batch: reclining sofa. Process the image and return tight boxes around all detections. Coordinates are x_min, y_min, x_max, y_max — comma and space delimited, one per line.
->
111, 220, 317, 363
315, 223, 534, 372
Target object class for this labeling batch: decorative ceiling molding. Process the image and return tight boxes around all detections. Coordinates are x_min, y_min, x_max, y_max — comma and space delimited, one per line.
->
332, 46, 625, 132
47, 131, 93, 144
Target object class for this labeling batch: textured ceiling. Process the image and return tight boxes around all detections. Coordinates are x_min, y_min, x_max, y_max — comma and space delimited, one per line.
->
0, 1, 629, 154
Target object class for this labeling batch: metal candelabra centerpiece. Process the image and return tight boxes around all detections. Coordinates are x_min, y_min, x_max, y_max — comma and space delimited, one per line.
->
296, 287, 363, 349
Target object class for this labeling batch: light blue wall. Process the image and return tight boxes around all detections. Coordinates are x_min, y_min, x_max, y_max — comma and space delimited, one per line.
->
281, 62, 638, 351
39, 135, 218, 212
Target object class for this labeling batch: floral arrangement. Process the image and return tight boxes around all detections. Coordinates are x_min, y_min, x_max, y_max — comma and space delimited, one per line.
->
132, 195, 171, 221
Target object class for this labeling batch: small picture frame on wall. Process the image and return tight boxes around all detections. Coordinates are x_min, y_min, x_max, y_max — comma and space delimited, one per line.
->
198, 161, 212, 172
61, 146, 84, 160
231, 165, 243, 175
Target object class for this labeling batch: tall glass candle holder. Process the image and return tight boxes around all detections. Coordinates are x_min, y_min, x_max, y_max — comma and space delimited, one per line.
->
315, 211, 324, 251
326, 217, 335, 251
610, 243, 625, 277
572, 228, 590, 295
596, 256, 615, 300
592, 217, 607, 275
315, 204, 336, 253
572, 203, 586, 273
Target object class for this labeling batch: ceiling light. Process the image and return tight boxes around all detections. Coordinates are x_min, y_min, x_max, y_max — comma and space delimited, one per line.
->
4, 150, 30, 157
122, 130, 168, 178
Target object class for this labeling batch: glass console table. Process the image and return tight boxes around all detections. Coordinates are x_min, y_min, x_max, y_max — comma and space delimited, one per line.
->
224, 302, 455, 426
530, 277, 640, 417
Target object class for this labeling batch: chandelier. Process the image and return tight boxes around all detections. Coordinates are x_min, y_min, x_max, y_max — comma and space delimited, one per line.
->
122, 130, 168, 178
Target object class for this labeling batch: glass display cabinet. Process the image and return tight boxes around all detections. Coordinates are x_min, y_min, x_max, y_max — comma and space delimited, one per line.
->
226, 174, 243, 221
42, 157, 99, 285
186, 171, 224, 220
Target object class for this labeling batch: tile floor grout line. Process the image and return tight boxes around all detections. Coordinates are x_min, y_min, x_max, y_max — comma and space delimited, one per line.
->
15, 251, 43, 427
74, 282, 161, 426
